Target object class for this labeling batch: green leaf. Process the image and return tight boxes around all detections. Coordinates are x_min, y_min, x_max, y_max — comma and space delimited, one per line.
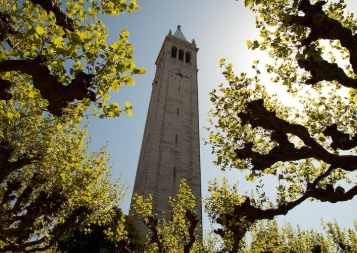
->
53, 37, 64, 49
244, 0, 254, 7
318, 133, 326, 142
29, 90, 36, 98
112, 80, 121, 91
7, 112, 14, 120
35, 26, 45, 35
139, 67, 146, 75
121, 29, 130, 37
126, 110, 133, 116
246, 40, 252, 48
218, 58, 226, 67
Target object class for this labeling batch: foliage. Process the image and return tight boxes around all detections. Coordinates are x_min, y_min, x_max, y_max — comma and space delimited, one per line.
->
0, 108, 127, 251
56, 207, 144, 253
131, 179, 202, 253
243, 219, 357, 253
0, 0, 145, 120
322, 220, 357, 252
205, 0, 357, 251
130, 180, 357, 253
0, 0, 144, 251
204, 177, 250, 252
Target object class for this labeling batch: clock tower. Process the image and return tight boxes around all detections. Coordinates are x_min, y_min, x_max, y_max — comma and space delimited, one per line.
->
131, 26, 202, 237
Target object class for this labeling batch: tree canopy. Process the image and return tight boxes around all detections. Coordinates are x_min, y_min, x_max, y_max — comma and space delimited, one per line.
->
132, 179, 357, 253
56, 206, 144, 253
247, 220, 357, 253
0, 108, 128, 251
0, 0, 145, 120
0, 0, 144, 251
204, 0, 357, 251
131, 179, 202, 253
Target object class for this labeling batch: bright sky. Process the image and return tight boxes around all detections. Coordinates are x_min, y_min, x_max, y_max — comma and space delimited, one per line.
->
87, 0, 357, 235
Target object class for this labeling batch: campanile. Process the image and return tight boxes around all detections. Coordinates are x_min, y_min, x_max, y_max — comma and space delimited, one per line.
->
131, 26, 202, 237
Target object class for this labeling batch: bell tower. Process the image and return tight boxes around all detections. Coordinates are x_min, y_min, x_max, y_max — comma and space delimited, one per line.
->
131, 26, 202, 237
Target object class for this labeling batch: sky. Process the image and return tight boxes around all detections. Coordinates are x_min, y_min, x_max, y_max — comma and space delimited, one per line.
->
87, 0, 357, 235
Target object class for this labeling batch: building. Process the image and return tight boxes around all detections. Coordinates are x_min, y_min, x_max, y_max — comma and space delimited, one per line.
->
131, 26, 202, 238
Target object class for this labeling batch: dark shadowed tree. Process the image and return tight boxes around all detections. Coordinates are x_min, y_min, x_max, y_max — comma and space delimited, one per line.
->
56, 207, 144, 253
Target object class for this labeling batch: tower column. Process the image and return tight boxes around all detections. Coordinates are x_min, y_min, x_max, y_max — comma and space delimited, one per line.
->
131, 26, 202, 239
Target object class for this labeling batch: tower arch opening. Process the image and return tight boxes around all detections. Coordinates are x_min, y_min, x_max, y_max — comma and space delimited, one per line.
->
185, 52, 191, 63
171, 46, 177, 58
178, 49, 184, 61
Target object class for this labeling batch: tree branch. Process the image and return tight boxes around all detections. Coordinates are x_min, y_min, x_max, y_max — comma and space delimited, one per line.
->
323, 124, 357, 150
184, 209, 199, 253
236, 99, 357, 171
1, 236, 48, 252
215, 205, 251, 253
289, 0, 357, 73
51, 206, 92, 239
0, 60, 96, 116
0, 154, 36, 183
0, 13, 17, 48
30, 0, 74, 32
117, 239, 132, 253
0, 79, 13, 100
1, 205, 91, 252
217, 164, 357, 237
146, 216, 163, 253
8, 180, 38, 219
298, 59, 357, 88
0, 180, 21, 206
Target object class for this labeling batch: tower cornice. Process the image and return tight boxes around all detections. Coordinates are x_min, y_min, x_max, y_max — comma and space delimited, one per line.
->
155, 35, 199, 66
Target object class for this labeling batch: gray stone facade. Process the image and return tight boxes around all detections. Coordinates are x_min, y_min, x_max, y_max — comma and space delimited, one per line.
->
131, 26, 202, 238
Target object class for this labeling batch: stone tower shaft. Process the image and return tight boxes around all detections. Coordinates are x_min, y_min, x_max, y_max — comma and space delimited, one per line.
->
131, 26, 202, 237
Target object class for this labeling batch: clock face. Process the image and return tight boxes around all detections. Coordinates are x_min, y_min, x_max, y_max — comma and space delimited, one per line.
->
175, 69, 190, 79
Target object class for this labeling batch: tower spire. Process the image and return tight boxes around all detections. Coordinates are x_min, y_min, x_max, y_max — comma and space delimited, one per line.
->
173, 25, 188, 41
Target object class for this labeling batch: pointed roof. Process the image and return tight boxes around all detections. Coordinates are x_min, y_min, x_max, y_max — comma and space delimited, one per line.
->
173, 25, 187, 41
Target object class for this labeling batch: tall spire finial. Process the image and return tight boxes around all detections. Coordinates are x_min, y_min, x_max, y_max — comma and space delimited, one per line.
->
173, 25, 187, 41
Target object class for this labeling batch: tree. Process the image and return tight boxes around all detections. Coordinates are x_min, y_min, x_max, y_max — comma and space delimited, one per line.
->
56, 207, 144, 253
0, 0, 145, 251
131, 179, 202, 253
0, 112, 127, 251
0, 0, 145, 120
243, 219, 357, 252
131, 179, 356, 253
205, 0, 357, 251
